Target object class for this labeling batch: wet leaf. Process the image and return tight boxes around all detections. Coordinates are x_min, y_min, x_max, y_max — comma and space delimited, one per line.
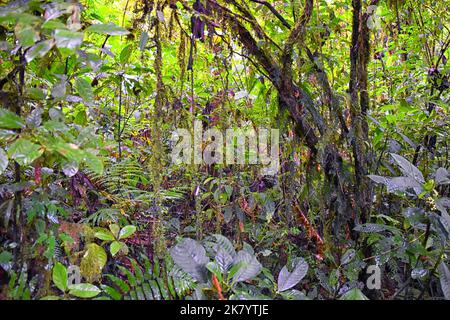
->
231, 250, 262, 283
170, 238, 209, 282
8, 138, 43, 166
0, 108, 24, 129
277, 258, 308, 292
68, 283, 101, 298
52, 262, 68, 293
118, 225, 136, 240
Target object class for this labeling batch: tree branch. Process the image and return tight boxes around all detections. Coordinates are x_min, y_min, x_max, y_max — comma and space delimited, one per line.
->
250, 0, 292, 29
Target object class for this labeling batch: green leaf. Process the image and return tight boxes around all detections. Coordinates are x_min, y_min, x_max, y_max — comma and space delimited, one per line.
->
101, 285, 122, 300
75, 77, 94, 106
206, 261, 223, 283
0, 147, 8, 175
54, 29, 83, 49
118, 225, 136, 240
80, 243, 107, 282
130, 259, 145, 284
105, 274, 130, 293
0, 108, 24, 129
83, 151, 103, 174
110, 241, 122, 256
25, 40, 53, 62
94, 228, 115, 241
52, 262, 68, 293
85, 23, 130, 36
68, 283, 101, 298
16, 25, 39, 47
119, 44, 133, 64
339, 288, 369, 300
109, 224, 120, 238
50, 141, 85, 164
7, 138, 43, 166
0, 251, 12, 264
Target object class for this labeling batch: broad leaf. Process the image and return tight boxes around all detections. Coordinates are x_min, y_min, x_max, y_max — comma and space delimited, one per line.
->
213, 234, 236, 257
0, 108, 24, 129
341, 249, 356, 265
277, 258, 308, 292
369, 175, 423, 195
52, 262, 68, 293
339, 288, 369, 300
439, 262, 450, 300
231, 250, 262, 283
75, 77, 94, 106
109, 224, 120, 238
170, 238, 209, 283
68, 283, 101, 298
110, 241, 122, 257
25, 40, 53, 62
16, 25, 39, 47
85, 23, 130, 36
94, 228, 115, 241
62, 162, 78, 177
391, 153, 424, 184
118, 225, 136, 240
54, 29, 83, 49
435, 168, 450, 186
215, 247, 234, 273
7, 138, 43, 166
80, 243, 107, 282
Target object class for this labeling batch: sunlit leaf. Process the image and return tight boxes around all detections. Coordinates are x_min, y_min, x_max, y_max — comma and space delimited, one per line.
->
7, 138, 43, 166
0, 109, 24, 129
68, 283, 101, 298
118, 225, 136, 240
85, 23, 130, 36
52, 262, 68, 293
75, 77, 94, 106
54, 29, 83, 49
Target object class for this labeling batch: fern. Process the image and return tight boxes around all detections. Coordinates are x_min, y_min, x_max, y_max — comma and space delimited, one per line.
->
85, 159, 186, 213
82, 208, 121, 226
101, 256, 196, 300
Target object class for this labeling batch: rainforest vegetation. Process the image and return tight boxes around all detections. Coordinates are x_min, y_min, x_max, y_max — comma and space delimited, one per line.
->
0, 0, 449, 301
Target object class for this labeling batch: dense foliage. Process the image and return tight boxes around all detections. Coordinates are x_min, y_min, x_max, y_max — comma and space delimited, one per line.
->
0, 0, 449, 300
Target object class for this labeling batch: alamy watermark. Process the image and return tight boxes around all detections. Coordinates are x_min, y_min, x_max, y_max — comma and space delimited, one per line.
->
366, 265, 381, 290
170, 121, 280, 175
